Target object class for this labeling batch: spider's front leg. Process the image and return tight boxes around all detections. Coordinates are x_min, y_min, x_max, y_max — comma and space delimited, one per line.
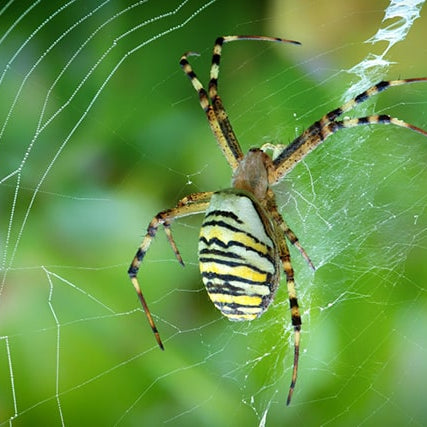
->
128, 191, 213, 349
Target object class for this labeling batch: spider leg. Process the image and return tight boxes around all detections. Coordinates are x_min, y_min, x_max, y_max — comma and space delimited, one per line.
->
283, 225, 315, 271
325, 78, 427, 122
180, 36, 300, 171
336, 114, 427, 135
206, 36, 301, 168
179, 52, 243, 170
277, 232, 301, 405
208, 35, 300, 104
128, 191, 213, 350
267, 191, 304, 404
271, 78, 427, 181
269, 192, 315, 270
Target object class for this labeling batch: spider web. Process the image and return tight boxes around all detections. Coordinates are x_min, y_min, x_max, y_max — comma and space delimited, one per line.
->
1, 0, 426, 425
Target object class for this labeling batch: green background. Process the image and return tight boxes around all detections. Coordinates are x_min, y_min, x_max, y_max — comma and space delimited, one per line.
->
1, 0, 426, 425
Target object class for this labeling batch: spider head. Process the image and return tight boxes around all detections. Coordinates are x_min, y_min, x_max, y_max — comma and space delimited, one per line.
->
232, 148, 272, 201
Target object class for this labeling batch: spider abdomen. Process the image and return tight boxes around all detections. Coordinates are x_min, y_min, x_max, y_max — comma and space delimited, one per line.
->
198, 189, 280, 321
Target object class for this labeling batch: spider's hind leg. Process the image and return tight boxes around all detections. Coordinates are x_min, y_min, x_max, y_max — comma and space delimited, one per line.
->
277, 228, 302, 405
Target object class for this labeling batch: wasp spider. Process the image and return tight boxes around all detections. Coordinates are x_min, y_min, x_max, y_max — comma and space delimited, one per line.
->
128, 35, 427, 404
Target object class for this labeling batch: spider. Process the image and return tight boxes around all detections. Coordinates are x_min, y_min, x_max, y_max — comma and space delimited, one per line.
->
128, 35, 427, 404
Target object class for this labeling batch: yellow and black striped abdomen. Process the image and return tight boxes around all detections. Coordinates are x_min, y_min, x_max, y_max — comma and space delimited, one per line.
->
199, 190, 280, 321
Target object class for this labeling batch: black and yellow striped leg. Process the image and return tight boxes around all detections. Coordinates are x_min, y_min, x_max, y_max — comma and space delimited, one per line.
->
268, 189, 315, 270
279, 217, 315, 270
207, 36, 300, 168
278, 235, 301, 405
325, 78, 427, 122
179, 35, 301, 171
128, 191, 213, 349
208, 35, 300, 103
272, 78, 427, 180
179, 53, 243, 171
